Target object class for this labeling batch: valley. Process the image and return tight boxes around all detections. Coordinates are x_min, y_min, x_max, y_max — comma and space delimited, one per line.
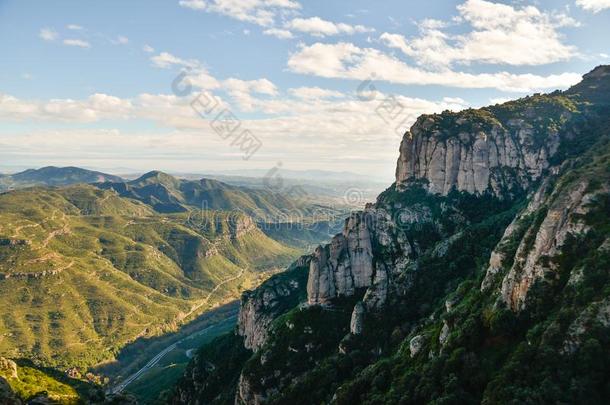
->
0, 169, 356, 403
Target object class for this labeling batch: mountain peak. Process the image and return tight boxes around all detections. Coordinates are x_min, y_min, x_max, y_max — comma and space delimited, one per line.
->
4, 166, 123, 188
133, 171, 181, 186
565, 64, 610, 104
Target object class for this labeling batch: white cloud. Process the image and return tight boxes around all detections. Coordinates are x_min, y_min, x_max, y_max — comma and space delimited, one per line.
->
143, 44, 155, 53
576, 0, 610, 12
184, 69, 221, 90
39, 28, 58, 42
380, 0, 577, 67
63, 39, 91, 48
263, 28, 294, 39
67, 24, 83, 30
223, 78, 278, 111
178, 0, 301, 26
151, 52, 198, 68
287, 42, 581, 92
285, 17, 374, 37
0, 89, 470, 177
0, 93, 131, 122
150, 51, 221, 91
289, 87, 344, 100
179, 0, 206, 10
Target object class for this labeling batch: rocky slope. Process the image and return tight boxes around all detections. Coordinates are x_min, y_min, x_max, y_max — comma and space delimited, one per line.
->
171, 65, 610, 405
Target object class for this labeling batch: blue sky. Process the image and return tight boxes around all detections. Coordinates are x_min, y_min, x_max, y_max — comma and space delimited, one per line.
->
0, 0, 609, 180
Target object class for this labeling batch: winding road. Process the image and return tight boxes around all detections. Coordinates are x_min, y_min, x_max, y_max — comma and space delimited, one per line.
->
109, 268, 246, 395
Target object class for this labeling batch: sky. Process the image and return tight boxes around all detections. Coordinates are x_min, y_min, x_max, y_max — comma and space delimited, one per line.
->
0, 0, 609, 181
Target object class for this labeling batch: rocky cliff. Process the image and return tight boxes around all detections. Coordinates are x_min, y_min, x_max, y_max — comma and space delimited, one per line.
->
172, 65, 610, 405
238, 256, 310, 351
395, 94, 577, 197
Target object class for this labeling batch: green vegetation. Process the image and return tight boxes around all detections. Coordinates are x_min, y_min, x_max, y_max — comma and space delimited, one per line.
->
0, 184, 299, 372
171, 67, 610, 404
127, 315, 237, 404
97, 171, 309, 219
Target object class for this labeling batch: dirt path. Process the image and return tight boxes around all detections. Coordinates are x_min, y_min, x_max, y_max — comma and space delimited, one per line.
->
181, 267, 246, 321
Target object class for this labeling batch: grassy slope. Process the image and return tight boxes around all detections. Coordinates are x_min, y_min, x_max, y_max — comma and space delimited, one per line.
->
0, 185, 298, 370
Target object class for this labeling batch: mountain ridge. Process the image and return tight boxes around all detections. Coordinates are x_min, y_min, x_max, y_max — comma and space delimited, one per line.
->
0, 166, 124, 191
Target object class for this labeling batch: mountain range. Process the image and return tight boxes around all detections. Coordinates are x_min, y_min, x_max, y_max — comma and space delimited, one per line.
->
0, 166, 350, 402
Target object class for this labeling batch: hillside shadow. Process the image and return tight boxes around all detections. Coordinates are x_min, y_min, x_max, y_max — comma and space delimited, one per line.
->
94, 300, 239, 380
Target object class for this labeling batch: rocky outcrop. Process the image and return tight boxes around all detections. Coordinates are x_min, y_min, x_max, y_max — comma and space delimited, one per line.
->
238, 256, 310, 352
395, 107, 565, 197
350, 301, 365, 335
236, 373, 270, 405
307, 212, 374, 305
409, 335, 424, 357
481, 175, 555, 292
498, 181, 604, 311
562, 298, 610, 354
0, 357, 18, 380
307, 209, 413, 307
231, 215, 256, 239
481, 161, 608, 311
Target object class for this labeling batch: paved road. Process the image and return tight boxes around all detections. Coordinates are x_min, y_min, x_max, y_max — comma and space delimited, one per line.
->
109, 314, 237, 395
109, 267, 245, 395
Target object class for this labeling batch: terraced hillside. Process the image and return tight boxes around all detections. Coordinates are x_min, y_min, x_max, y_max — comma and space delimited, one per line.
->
0, 184, 299, 370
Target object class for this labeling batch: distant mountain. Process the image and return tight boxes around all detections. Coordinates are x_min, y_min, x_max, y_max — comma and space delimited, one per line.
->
0, 166, 123, 190
97, 171, 308, 218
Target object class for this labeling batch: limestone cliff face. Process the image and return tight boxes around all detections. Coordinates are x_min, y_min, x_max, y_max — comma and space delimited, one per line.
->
306, 209, 413, 310
395, 108, 566, 196
237, 256, 310, 352
482, 173, 608, 311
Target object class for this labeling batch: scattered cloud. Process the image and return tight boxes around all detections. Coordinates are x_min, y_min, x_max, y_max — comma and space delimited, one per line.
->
184, 69, 221, 90
576, 0, 610, 12
289, 87, 344, 100
285, 16, 374, 37
178, 0, 301, 26
143, 44, 155, 53
179, 0, 206, 10
63, 39, 91, 48
223, 78, 278, 111
287, 42, 581, 92
263, 28, 294, 39
0, 93, 131, 122
39, 28, 58, 42
0, 88, 469, 176
151, 52, 198, 68
380, 0, 578, 67
67, 24, 83, 30
21, 73, 33, 80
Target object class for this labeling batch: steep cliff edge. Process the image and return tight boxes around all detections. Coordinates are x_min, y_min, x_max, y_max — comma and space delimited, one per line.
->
171, 65, 610, 405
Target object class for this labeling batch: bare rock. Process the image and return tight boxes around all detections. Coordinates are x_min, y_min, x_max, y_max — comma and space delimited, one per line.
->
350, 302, 365, 335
